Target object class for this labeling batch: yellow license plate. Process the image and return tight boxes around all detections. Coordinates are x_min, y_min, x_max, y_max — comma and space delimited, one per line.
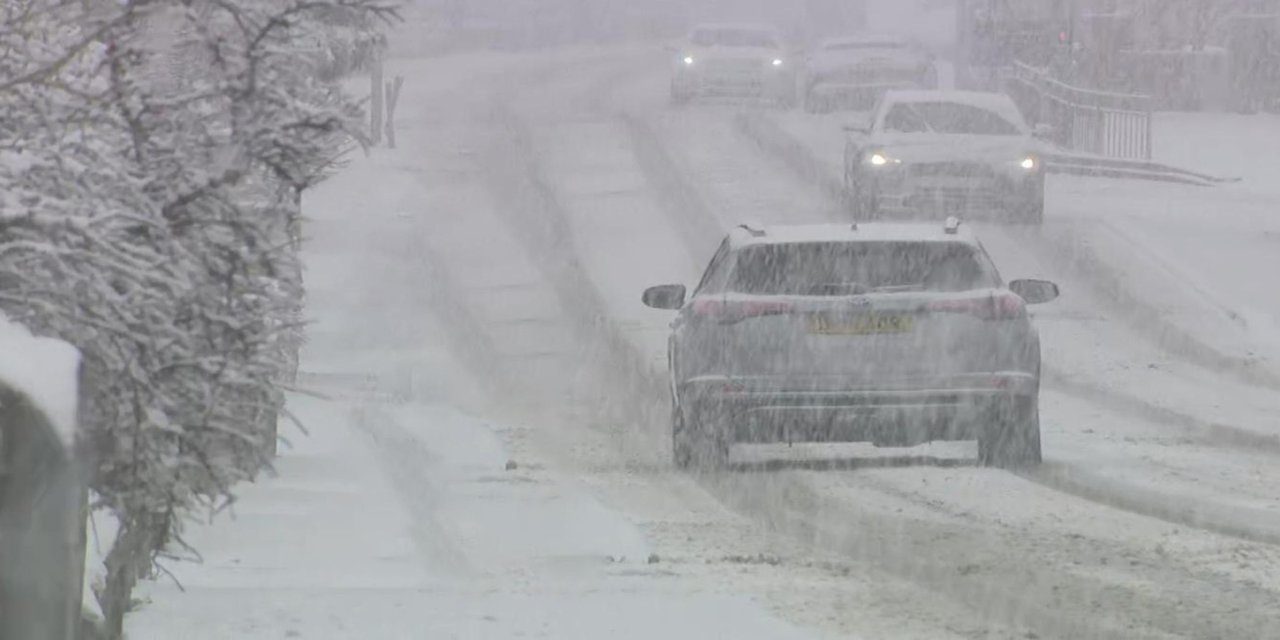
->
809, 313, 915, 335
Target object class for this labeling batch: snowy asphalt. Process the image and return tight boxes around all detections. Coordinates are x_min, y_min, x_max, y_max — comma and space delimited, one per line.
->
128, 46, 1280, 640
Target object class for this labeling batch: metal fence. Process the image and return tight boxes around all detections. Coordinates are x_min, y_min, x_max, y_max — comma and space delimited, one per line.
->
1005, 61, 1154, 160
0, 374, 89, 640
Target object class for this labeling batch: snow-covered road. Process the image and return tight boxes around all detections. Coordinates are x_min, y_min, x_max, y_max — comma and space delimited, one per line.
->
132, 44, 1280, 640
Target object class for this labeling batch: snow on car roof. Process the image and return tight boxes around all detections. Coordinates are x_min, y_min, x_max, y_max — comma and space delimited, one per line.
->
731, 222, 977, 247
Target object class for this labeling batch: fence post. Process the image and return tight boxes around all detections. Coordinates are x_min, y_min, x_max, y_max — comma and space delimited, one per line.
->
370, 50, 384, 146
383, 76, 404, 150
1144, 107, 1154, 160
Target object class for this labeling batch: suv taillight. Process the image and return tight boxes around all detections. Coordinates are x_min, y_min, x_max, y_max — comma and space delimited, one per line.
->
691, 298, 794, 324
926, 294, 1025, 321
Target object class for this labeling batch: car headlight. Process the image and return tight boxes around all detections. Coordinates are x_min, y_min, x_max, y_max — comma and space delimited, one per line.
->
683, 56, 694, 66
1020, 155, 1038, 171
772, 58, 784, 67
867, 151, 899, 167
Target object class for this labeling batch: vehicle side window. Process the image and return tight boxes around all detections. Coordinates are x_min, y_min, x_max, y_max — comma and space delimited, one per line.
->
884, 104, 928, 133
693, 239, 732, 294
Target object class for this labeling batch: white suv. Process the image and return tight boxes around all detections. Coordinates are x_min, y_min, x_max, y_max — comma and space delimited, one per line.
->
642, 220, 1058, 469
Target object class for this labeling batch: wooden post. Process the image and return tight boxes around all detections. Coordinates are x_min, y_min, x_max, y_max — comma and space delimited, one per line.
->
370, 51, 384, 146
384, 76, 404, 149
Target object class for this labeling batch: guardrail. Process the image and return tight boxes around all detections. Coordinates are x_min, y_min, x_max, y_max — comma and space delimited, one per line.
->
1040, 151, 1241, 187
1005, 61, 1155, 161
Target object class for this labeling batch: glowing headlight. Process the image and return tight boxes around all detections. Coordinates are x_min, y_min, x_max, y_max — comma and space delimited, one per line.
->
869, 152, 889, 166
1020, 156, 1037, 170
772, 58, 784, 67
683, 56, 694, 66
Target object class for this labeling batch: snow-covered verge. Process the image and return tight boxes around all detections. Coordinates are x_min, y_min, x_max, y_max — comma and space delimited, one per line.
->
0, 312, 80, 448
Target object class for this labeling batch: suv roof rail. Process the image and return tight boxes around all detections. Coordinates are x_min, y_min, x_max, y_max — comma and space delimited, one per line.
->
943, 216, 962, 235
737, 222, 766, 237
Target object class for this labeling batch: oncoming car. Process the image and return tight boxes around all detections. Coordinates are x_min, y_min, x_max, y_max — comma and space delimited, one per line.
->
641, 220, 1059, 470
843, 90, 1049, 224
801, 35, 938, 113
670, 24, 795, 106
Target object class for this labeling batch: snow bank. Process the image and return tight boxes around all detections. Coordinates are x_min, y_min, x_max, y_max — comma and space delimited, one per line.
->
0, 312, 80, 448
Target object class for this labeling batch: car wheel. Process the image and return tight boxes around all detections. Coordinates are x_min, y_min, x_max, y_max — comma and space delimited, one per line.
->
979, 396, 1043, 468
672, 403, 728, 470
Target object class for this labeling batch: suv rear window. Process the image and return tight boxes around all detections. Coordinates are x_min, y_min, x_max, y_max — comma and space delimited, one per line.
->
729, 242, 995, 295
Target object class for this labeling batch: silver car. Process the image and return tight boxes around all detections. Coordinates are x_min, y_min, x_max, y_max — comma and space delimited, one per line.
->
843, 90, 1050, 224
642, 220, 1059, 470
669, 24, 796, 106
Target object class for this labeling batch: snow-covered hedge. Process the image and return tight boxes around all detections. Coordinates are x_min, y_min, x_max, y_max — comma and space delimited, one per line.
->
0, 1, 396, 638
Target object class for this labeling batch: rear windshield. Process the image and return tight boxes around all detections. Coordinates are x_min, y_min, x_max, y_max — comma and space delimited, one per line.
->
729, 242, 996, 295
883, 101, 1023, 136
692, 29, 779, 48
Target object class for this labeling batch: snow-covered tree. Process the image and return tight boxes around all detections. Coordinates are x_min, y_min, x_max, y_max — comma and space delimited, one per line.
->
0, 1, 395, 637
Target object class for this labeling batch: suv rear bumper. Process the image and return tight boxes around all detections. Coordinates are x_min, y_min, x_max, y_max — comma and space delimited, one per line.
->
679, 373, 1037, 446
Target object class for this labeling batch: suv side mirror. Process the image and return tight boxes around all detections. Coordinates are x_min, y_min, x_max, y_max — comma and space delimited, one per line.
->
1009, 279, 1059, 305
642, 284, 687, 310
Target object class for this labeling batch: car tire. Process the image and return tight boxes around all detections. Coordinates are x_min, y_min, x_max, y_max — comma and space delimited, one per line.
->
979, 396, 1043, 468
672, 403, 728, 470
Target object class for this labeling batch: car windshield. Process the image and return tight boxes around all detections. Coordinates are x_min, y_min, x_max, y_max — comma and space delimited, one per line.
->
729, 242, 995, 295
691, 29, 779, 48
882, 101, 1023, 135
